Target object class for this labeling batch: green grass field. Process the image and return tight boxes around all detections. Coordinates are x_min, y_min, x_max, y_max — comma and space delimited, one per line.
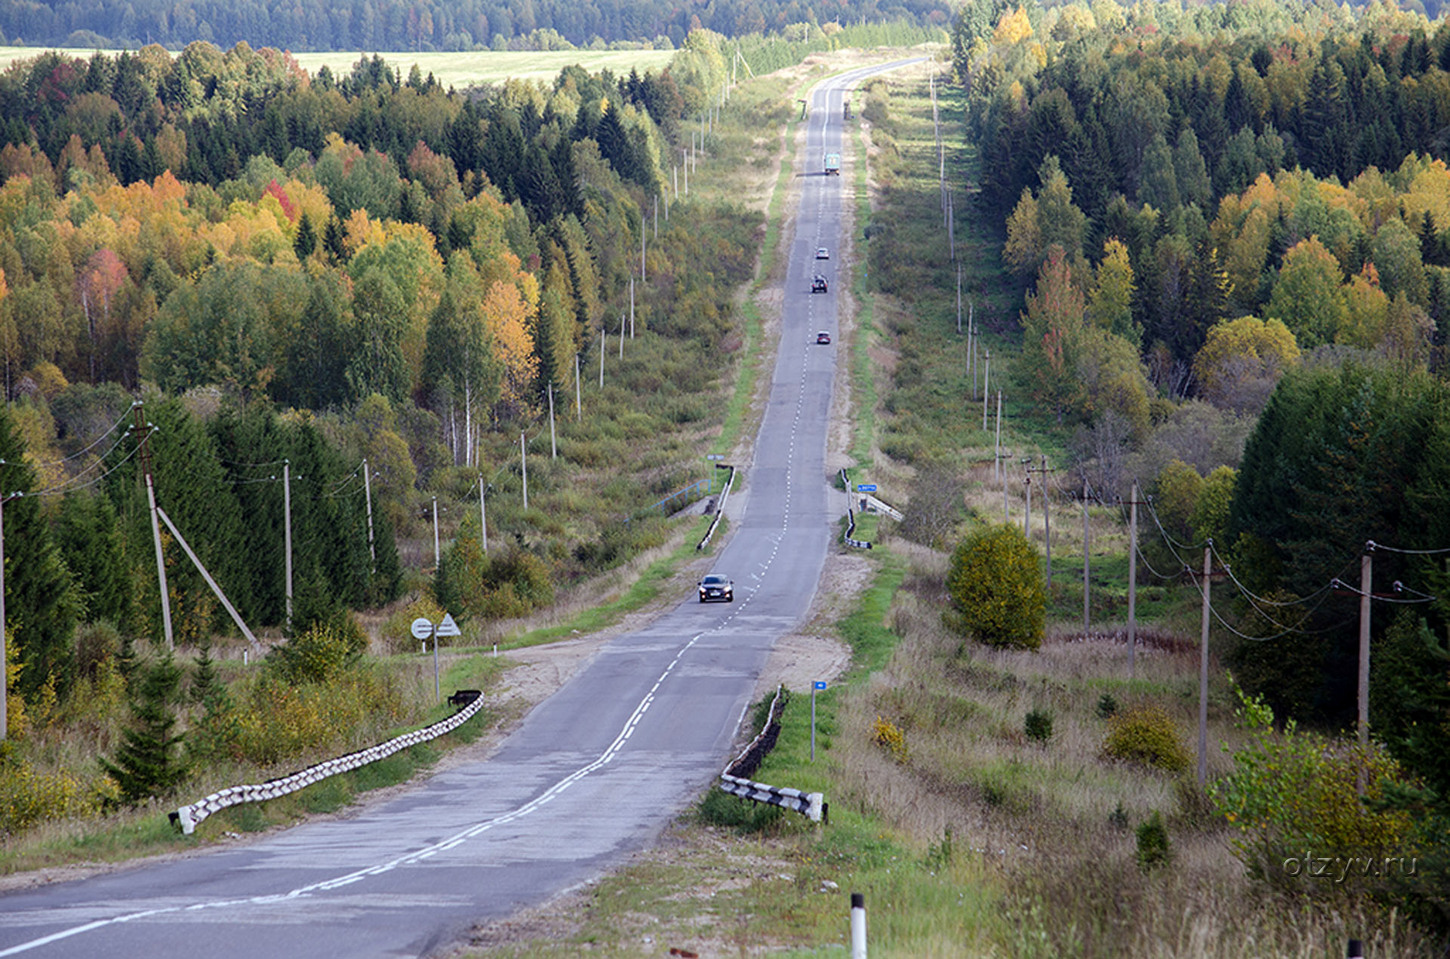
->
0, 46, 676, 88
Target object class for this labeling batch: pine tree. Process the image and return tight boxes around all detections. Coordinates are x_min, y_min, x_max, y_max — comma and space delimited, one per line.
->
102, 650, 188, 803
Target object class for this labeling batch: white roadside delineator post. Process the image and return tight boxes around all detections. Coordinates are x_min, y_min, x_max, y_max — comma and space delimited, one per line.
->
850, 892, 866, 958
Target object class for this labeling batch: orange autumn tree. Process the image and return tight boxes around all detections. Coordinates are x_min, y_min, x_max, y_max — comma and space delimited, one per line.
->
481, 277, 538, 418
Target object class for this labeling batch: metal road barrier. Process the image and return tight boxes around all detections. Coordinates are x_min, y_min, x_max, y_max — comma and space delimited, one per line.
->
697, 465, 735, 550
171, 691, 487, 835
718, 685, 826, 823
844, 509, 873, 550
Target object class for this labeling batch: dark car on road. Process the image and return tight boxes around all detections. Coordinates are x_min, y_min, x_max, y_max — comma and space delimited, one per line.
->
698, 573, 734, 603
812, 274, 828, 293
816, 331, 832, 344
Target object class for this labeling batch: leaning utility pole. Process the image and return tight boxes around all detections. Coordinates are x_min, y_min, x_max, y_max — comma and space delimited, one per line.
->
134, 401, 173, 650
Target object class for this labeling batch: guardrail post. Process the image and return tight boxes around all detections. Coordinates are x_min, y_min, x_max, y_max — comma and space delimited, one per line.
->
850, 892, 867, 959
1348, 939, 1364, 959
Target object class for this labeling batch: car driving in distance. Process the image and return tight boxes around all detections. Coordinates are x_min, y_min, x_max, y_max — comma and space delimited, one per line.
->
812, 274, 828, 293
698, 573, 734, 603
816, 331, 832, 344
816, 247, 830, 259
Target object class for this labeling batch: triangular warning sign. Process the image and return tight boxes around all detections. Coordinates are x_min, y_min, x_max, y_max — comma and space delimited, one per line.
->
436, 613, 462, 637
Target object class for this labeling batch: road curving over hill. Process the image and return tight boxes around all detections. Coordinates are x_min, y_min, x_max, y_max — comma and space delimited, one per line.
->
0, 56, 923, 959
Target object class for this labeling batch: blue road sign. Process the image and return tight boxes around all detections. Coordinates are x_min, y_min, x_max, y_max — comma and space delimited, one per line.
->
814, 681, 827, 690
856, 484, 877, 492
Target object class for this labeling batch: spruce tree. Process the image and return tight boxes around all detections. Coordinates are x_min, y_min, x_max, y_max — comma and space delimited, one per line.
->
102, 650, 188, 803
0, 408, 82, 701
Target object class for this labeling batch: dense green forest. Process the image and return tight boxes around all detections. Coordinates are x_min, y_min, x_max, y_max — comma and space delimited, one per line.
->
941, 0, 1450, 926
0, 0, 955, 52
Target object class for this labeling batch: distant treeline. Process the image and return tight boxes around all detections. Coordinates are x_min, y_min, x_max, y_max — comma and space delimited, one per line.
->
0, 0, 955, 52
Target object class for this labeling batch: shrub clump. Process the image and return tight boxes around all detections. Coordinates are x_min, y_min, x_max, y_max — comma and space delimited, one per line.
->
872, 716, 909, 763
0, 755, 101, 832
1102, 705, 1191, 772
1208, 684, 1416, 890
945, 523, 1045, 650
1024, 707, 1054, 743
1136, 811, 1172, 871
267, 621, 365, 685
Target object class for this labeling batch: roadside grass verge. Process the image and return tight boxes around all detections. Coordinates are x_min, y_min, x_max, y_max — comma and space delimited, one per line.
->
0, 651, 509, 873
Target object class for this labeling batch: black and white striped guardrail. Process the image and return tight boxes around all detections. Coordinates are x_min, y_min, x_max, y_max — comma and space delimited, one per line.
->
171, 690, 486, 835
697, 465, 736, 550
844, 508, 873, 550
719, 774, 824, 821
718, 685, 826, 823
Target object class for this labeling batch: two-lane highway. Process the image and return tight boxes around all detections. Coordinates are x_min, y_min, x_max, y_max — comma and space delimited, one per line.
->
0, 57, 921, 959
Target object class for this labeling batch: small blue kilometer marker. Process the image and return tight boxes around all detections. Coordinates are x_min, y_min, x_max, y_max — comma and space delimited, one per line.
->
811, 682, 826, 760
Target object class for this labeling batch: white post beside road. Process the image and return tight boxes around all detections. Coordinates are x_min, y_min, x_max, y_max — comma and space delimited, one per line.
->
850, 892, 867, 959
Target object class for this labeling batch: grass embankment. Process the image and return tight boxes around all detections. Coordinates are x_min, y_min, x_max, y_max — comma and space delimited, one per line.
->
462, 54, 1439, 958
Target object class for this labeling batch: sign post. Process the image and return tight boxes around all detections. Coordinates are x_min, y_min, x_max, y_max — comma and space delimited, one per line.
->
435, 614, 461, 703
411, 617, 438, 701
812, 681, 827, 761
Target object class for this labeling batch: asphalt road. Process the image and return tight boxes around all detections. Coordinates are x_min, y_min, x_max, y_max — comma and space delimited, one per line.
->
0, 57, 922, 959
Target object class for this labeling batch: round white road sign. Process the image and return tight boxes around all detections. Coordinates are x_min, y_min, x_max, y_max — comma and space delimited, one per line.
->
410, 617, 434, 640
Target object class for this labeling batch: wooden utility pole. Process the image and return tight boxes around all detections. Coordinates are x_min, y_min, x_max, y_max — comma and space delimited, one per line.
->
431, 496, 440, 570
0, 488, 9, 739
1022, 461, 1032, 538
362, 457, 375, 570
521, 431, 528, 511
1198, 546, 1211, 786
1023, 456, 1056, 586
1358, 549, 1372, 794
548, 383, 557, 460
982, 351, 990, 432
1082, 480, 1090, 635
134, 401, 173, 650
478, 474, 488, 553
1128, 483, 1138, 676
283, 460, 293, 632
575, 353, 582, 421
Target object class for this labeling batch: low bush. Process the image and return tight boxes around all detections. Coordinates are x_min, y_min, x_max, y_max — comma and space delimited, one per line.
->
0, 755, 100, 833
267, 622, 364, 685
1102, 705, 1191, 772
1135, 811, 1171, 871
229, 668, 407, 767
872, 716, 909, 763
1024, 708, 1054, 743
1208, 684, 1417, 891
